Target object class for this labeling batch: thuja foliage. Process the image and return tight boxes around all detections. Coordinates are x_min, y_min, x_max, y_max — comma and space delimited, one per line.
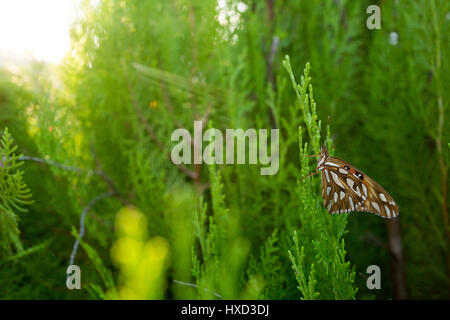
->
191, 164, 255, 299
284, 58, 356, 299
0, 128, 33, 255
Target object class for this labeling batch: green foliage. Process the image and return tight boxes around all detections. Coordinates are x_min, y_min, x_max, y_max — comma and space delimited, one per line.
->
284, 58, 356, 299
0, 128, 34, 255
283, 59, 322, 153
71, 227, 116, 298
191, 163, 255, 299
346, 0, 450, 298
246, 230, 283, 299
288, 231, 319, 300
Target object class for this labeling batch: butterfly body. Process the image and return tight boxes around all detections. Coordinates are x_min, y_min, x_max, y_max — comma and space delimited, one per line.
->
316, 147, 398, 218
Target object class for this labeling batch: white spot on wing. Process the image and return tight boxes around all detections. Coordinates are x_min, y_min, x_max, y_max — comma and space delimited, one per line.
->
349, 197, 354, 211
324, 170, 330, 183
318, 155, 325, 167
334, 192, 338, 203
325, 161, 340, 167
372, 202, 380, 213
327, 200, 332, 211
362, 184, 368, 197
346, 178, 354, 189
330, 171, 345, 189
326, 186, 331, 196
379, 193, 387, 202
354, 185, 361, 197
339, 168, 348, 174
385, 205, 391, 218
340, 191, 345, 200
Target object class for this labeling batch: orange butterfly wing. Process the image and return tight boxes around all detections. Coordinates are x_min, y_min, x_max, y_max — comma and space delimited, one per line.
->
320, 156, 399, 218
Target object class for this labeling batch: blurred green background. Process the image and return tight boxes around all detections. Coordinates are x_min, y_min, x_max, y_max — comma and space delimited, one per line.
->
0, 0, 448, 299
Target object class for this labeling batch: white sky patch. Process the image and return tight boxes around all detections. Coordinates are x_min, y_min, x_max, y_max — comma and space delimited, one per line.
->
0, 0, 81, 64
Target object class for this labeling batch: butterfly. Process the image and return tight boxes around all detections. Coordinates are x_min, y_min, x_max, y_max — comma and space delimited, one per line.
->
308, 146, 399, 218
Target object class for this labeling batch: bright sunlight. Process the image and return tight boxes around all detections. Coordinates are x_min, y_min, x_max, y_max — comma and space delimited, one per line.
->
0, 0, 81, 64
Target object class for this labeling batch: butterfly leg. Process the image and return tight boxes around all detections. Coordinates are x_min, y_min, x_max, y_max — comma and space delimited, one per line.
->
300, 170, 319, 181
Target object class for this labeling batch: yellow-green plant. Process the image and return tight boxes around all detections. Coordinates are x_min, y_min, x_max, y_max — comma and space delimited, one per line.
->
110, 206, 170, 299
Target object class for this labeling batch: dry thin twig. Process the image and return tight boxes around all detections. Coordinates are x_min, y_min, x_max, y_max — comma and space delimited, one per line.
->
69, 191, 114, 266
172, 279, 223, 299
20, 155, 124, 266
430, 1, 449, 284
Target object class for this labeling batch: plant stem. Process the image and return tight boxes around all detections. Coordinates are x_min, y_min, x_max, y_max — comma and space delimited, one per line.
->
430, 0, 449, 287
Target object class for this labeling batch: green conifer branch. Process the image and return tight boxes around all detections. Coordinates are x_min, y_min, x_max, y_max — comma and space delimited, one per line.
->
283, 56, 322, 154
0, 128, 34, 254
284, 60, 357, 299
